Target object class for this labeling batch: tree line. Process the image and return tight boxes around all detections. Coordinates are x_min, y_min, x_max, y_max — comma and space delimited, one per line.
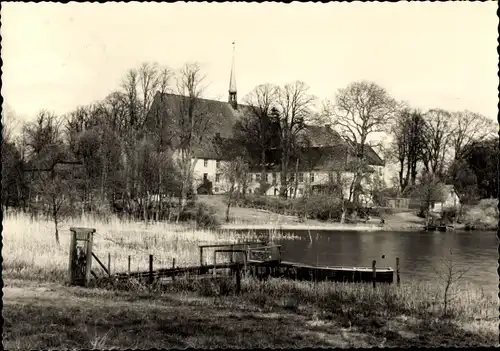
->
2, 60, 497, 238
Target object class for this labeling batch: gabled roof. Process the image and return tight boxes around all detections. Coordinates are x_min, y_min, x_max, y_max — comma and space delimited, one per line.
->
146, 92, 251, 140
146, 92, 252, 159
296, 125, 345, 148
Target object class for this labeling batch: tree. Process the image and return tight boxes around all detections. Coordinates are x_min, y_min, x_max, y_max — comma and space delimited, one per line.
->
221, 157, 249, 222
390, 108, 427, 193
237, 84, 278, 177
421, 109, 453, 178
172, 63, 211, 218
462, 137, 499, 199
275, 81, 315, 198
449, 110, 496, 160
324, 81, 397, 216
410, 171, 445, 217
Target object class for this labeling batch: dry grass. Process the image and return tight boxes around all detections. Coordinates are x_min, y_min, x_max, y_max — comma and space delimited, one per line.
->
3, 277, 498, 349
2, 211, 298, 282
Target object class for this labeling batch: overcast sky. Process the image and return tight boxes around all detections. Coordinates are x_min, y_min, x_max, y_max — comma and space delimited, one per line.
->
2, 2, 498, 122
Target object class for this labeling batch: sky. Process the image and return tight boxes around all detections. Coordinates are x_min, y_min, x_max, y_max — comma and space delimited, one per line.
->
2, 2, 498, 123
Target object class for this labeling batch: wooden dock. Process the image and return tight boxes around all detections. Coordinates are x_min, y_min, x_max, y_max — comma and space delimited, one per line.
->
114, 259, 394, 284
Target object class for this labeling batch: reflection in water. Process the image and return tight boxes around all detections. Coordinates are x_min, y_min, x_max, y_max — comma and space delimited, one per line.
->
253, 230, 497, 296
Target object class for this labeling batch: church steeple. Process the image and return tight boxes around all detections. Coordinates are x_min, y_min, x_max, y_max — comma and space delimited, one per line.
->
228, 41, 237, 109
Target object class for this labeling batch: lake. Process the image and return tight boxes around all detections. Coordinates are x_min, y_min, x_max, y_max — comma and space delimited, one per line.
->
251, 229, 498, 296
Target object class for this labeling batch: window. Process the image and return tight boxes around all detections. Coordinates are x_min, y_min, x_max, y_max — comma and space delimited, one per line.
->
289, 174, 295, 183
216, 160, 220, 168
378, 167, 383, 176
298, 172, 304, 183
272, 173, 277, 183
215, 173, 221, 182
265, 173, 270, 182
256, 173, 261, 182
204, 159, 208, 167
203, 173, 208, 181
298, 188, 303, 195
310, 173, 315, 182
247, 174, 253, 182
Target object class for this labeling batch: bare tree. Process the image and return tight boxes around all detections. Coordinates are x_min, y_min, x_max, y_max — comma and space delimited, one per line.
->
324, 81, 397, 213
421, 109, 453, 178
240, 84, 278, 178
449, 110, 496, 160
433, 248, 470, 317
221, 157, 249, 222
390, 108, 427, 193
275, 81, 315, 198
173, 63, 211, 219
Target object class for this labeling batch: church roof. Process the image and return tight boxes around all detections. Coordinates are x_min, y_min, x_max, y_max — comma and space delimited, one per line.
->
145, 92, 251, 158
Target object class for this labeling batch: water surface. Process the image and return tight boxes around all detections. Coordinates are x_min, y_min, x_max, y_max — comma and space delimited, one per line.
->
248, 229, 498, 296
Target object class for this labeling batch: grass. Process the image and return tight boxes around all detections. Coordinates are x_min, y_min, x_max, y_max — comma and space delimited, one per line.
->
2, 211, 299, 282
3, 277, 498, 349
3, 209, 498, 348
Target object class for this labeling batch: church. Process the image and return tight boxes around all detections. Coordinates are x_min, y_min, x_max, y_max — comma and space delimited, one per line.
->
145, 45, 385, 201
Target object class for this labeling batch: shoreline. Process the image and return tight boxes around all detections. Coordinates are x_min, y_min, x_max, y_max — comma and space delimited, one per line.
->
220, 223, 418, 232
219, 223, 497, 232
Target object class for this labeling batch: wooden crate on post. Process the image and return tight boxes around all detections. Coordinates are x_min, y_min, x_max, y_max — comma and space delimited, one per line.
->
68, 227, 96, 287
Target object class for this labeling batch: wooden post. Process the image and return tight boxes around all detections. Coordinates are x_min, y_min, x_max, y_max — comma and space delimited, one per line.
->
149, 254, 154, 285
199, 247, 203, 267
84, 232, 94, 286
396, 257, 400, 286
372, 260, 376, 289
108, 253, 111, 276
213, 250, 217, 276
230, 245, 234, 263
236, 264, 241, 294
128, 255, 131, 276
69, 230, 77, 284
172, 258, 176, 282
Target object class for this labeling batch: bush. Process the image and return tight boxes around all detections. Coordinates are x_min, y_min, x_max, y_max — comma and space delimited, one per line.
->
178, 201, 219, 229
297, 195, 343, 221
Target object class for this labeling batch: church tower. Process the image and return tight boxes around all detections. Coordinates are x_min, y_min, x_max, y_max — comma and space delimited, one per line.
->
228, 42, 237, 109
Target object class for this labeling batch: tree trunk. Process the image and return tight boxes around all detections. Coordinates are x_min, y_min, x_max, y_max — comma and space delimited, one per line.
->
226, 184, 235, 222
293, 158, 299, 199
52, 195, 60, 246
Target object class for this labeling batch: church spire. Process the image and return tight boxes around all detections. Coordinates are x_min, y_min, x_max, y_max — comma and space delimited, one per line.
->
228, 41, 237, 109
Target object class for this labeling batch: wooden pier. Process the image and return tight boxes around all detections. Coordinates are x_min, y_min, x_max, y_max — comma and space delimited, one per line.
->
114, 242, 395, 285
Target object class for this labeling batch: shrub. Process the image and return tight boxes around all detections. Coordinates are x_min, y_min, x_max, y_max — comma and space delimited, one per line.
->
179, 201, 219, 229
298, 195, 343, 221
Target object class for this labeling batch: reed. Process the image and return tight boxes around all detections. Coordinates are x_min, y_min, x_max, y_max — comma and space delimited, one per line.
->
2, 211, 298, 282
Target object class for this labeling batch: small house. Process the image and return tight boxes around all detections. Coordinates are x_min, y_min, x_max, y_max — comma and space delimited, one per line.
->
430, 184, 460, 213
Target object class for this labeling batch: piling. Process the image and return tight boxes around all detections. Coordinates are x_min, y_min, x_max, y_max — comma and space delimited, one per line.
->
128, 255, 131, 276
213, 250, 217, 276
149, 254, 154, 285
108, 253, 111, 276
372, 260, 377, 288
172, 258, 176, 282
396, 257, 400, 286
